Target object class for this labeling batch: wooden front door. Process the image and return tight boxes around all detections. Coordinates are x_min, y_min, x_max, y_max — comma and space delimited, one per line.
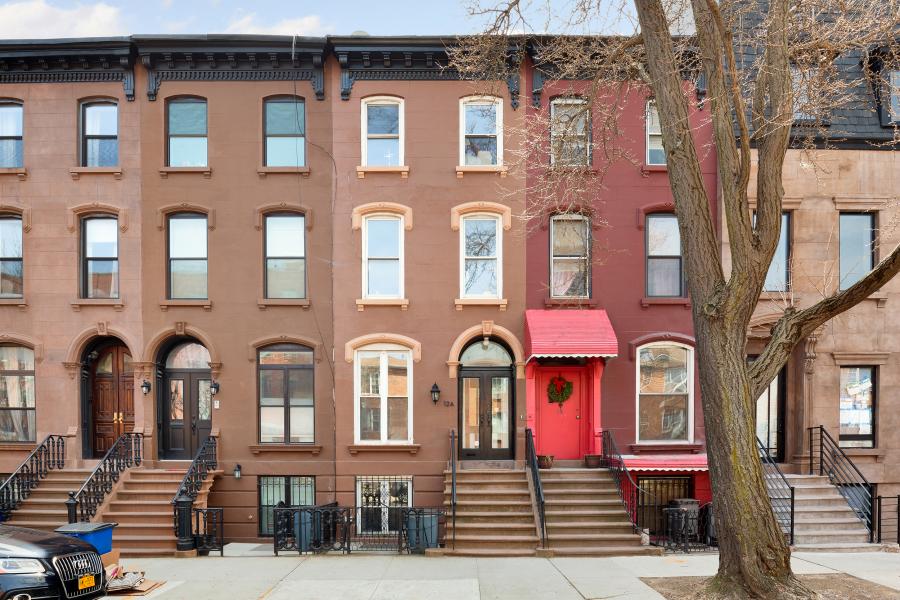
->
90, 344, 134, 457
161, 370, 212, 460
536, 367, 588, 460
458, 368, 514, 460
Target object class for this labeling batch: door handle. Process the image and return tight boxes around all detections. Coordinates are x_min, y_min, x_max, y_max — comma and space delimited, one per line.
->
191, 418, 197, 432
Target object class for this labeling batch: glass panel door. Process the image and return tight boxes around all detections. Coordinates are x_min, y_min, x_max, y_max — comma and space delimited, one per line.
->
458, 370, 514, 460
755, 369, 785, 461
490, 377, 510, 451
461, 378, 480, 451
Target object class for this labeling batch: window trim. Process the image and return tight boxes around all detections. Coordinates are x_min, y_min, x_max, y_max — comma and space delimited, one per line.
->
0, 214, 23, 299
838, 365, 876, 449
635, 341, 695, 444
165, 96, 208, 168
459, 213, 503, 300
80, 215, 119, 300
838, 211, 876, 291
257, 475, 315, 536
549, 96, 591, 167
79, 100, 118, 168
263, 212, 307, 300
361, 213, 404, 300
645, 100, 665, 166
353, 344, 414, 445
0, 344, 36, 443
166, 212, 208, 300
458, 96, 503, 167
263, 95, 306, 168
257, 343, 315, 445
645, 213, 685, 298
360, 96, 405, 167
762, 211, 792, 293
549, 213, 591, 299
0, 100, 24, 169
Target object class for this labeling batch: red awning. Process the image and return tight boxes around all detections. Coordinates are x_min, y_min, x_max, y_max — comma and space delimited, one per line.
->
624, 454, 708, 472
525, 309, 619, 359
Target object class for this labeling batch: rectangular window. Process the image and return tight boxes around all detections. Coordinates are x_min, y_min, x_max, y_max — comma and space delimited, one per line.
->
258, 344, 315, 444
363, 99, 402, 167
638, 344, 692, 442
839, 366, 875, 448
356, 476, 411, 534
167, 98, 207, 167
550, 215, 590, 298
0, 217, 23, 298
890, 70, 900, 122
839, 213, 875, 290
355, 348, 411, 444
81, 102, 118, 167
82, 217, 118, 299
461, 216, 501, 298
646, 101, 665, 165
550, 98, 590, 166
763, 212, 791, 292
168, 214, 208, 299
0, 346, 36, 443
460, 98, 500, 166
257, 475, 315, 536
264, 97, 305, 167
791, 66, 814, 121
265, 214, 306, 299
363, 216, 402, 298
646, 214, 684, 297
0, 103, 23, 168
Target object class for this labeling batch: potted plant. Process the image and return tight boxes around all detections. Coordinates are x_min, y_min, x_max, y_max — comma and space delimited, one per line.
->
537, 455, 554, 469
584, 454, 603, 468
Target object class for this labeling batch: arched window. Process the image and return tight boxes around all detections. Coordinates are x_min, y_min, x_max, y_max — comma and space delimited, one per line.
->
636, 342, 693, 443
460, 340, 512, 367
264, 96, 305, 167
165, 342, 210, 369
258, 343, 314, 444
0, 345, 35, 442
354, 343, 412, 444
80, 100, 118, 167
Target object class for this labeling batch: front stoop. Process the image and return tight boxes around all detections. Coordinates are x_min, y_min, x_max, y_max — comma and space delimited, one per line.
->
5, 466, 96, 532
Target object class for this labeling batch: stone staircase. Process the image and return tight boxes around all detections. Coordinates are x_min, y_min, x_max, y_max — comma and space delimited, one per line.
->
785, 473, 879, 552
541, 468, 661, 556
443, 469, 540, 556
5, 466, 96, 532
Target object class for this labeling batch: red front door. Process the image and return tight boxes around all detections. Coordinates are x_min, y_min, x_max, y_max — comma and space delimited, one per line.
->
536, 367, 589, 460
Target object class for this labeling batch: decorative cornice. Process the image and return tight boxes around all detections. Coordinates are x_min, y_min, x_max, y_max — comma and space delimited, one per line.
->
0, 47, 135, 101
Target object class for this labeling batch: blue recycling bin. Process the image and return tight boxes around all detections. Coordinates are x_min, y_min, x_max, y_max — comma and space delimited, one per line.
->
405, 513, 439, 552
293, 510, 313, 552
55, 522, 117, 555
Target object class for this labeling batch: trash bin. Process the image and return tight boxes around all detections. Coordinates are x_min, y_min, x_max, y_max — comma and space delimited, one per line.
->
405, 512, 439, 552
55, 522, 117, 555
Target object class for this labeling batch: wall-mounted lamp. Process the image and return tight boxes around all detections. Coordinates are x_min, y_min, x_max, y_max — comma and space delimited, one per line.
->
141, 380, 151, 395
430, 383, 441, 405
210, 381, 220, 396
233, 464, 242, 480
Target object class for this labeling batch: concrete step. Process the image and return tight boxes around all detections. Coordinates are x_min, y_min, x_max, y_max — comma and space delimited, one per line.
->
792, 542, 882, 553
444, 470, 525, 480
444, 548, 536, 557
545, 498, 623, 508
549, 545, 664, 557
118, 547, 178, 558
793, 531, 871, 544
793, 496, 858, 508
4, 520, 66, 531
113, 489, 179, 502
544, 509, 630, 523
102, 511, 174, 524
793, 519, 868, 532
442, 479, 530, 490
450, 534, 539, 550
445, 500, 532, 510
449, 512, 535, 524
111, 523, 176, 537
8, 509, 69, 522
447, 523, 536, 536
111, 535, 177, 550
546, 521, 635, 535
794, 507, 863, 520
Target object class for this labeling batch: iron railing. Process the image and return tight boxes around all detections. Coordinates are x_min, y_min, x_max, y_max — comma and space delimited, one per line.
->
808, 425, 874, 542
173, 435, 219, 553
875, 495, 899, 545
449, 429, 458, 550
599, 429, 662, 543
174, 435, 218, 503
190, 507, 224, 556
273, 503, 351, 555
757, 436, 795, 544
67, 432, 142, 523
0, 434, 66, 520
525, 428, 547, 547
400, 507, 447, 553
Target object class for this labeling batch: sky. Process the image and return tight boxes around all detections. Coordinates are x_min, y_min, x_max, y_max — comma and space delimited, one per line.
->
0, 0, 638, 39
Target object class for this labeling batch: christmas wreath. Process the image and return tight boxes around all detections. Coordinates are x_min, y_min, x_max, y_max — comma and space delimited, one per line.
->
547, 375, 573, 406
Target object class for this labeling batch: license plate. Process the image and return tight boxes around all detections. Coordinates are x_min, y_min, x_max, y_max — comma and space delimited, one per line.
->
78, 574, 95, 590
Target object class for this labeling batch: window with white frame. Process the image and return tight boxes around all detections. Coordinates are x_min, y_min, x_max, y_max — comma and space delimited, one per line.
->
355, 345, 412, 444
362, 97, 403, 167
460, 215, 501, 299
550, 97, 590, 166
362, 215, 403, 298
645, 213, 684, 297
550, 214, 590, 298
460, 97, 501, 166
637, 343, 693, 442
646, 101, 665, 165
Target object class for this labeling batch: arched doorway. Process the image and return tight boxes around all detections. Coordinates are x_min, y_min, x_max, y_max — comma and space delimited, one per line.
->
81, 338, 134, 458
457, 339, 515, 460
158, 340, 212, 460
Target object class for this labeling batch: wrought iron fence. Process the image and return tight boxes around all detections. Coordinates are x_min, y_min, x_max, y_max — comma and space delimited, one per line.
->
400, 507, 447, 553
525, 428, 547, 548
192, 508, 224, 556
0, 434, 66, 520
808, 425, 874, 542
449, 429, 458, 550
758, 436, 795, 544
273, 504, 352, 555
876, 495, 899, 545
173, 435, 220, 553
67, 432, 142, 523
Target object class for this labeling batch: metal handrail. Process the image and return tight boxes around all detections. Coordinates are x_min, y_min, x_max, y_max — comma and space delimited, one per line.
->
757, 436, 795, 544
449, 429, 458, 550
0, 434, 67, 520
808, 425, 874, 542
599, 429, 662, 543
173, 435, 218, 503
524, 428, 547, 547
67, 432, 143, 523
875, 495, 899, 545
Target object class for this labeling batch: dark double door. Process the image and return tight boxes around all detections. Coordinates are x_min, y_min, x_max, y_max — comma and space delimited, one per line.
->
90, 344, 134, 457
161, 370, 212, 460
458, 368, 514, 460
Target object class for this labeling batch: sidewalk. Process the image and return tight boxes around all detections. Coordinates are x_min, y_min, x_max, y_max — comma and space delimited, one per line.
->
113, 546, 900, 600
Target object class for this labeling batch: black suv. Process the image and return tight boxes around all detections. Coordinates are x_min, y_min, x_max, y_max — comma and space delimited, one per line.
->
0, 525, 106, 600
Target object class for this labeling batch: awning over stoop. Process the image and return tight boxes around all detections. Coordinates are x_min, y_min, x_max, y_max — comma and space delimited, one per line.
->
624, 454, 709, 472
524, 308, 619, 360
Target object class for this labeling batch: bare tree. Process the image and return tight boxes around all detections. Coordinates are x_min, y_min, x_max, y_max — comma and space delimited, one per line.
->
452, 0, 900, 597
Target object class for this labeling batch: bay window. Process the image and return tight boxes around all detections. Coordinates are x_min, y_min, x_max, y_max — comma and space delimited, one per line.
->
460, 96, 501, 166
550, 214, 590, 298
355, 346, 412, 444
637, 343, 692, 442
460, 215, 501, 299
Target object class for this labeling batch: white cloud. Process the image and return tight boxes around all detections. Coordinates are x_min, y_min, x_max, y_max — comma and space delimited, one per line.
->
0, 0, 126, 38
224, 13, 331, 36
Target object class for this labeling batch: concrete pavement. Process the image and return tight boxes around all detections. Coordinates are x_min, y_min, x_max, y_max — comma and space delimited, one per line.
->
112, 545, 900, 600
